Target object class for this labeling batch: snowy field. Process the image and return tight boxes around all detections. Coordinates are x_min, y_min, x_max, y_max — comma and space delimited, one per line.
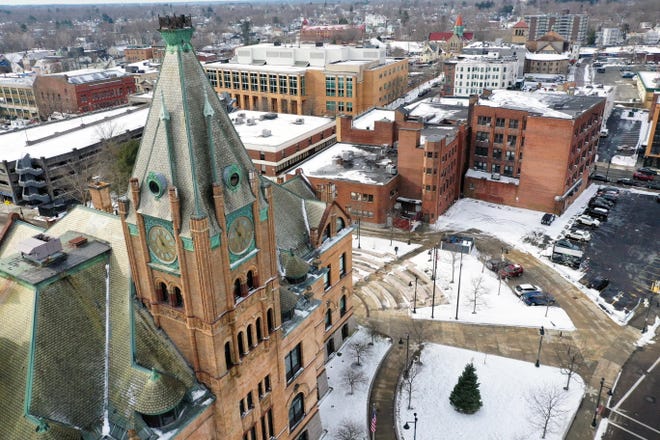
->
396, 343, 585, 440
319, 327, 391, 439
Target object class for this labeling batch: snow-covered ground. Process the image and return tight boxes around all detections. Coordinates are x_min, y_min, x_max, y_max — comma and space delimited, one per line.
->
396, 343, 585, 440
319, 327, 391, 439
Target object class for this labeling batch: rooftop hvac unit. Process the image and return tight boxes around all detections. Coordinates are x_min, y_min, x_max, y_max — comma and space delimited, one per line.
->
386, 164, 397, 175
262, 129, 272, 137
235, 117, 244, 125
293, 118, 305, 125
246, 118, 256, 125
491, 173, 501, 180
238, 112, 246, 117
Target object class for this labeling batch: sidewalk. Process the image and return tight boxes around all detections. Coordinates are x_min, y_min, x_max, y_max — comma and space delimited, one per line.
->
368, 336, 406, 440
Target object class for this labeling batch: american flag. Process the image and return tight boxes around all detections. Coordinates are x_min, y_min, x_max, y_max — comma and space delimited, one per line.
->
370, 406, 377, 433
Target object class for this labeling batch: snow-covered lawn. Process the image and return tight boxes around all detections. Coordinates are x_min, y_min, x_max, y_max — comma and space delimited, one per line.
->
397, 343, 585, 440
319, 327, 391, 439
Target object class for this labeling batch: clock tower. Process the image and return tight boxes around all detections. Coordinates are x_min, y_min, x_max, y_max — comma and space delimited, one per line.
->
118, 15, 285, 438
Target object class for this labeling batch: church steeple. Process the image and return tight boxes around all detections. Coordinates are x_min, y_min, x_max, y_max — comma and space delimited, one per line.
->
454, 14, 465, 38
127, 15, 259, 236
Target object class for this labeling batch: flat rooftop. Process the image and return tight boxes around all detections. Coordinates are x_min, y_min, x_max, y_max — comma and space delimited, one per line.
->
478, 89, 604, 119
0, 231, 110, 286
405, 98, 470, 123
291, 142, 397, 185
352, 108, 395, 130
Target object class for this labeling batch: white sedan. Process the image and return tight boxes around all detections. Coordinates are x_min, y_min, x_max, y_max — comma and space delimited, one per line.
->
576, 215, 600, 228
566, 229, 592, 242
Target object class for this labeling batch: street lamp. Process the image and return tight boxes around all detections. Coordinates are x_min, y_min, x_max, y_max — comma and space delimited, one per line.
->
409, 276, 418, 313
399, 334, 410, 375
535, 326, 545, 368
430, 244, 439, 319
403, 413, 418, 440
591, 377, 613, 427
454, 250, 464, 320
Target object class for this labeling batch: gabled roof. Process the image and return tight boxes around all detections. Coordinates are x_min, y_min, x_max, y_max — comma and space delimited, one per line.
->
128, 21, 261, 236
513, 20, 529, 29
0, 207, 213, 439
428, 31, 474, 42
538, 31, 566, 42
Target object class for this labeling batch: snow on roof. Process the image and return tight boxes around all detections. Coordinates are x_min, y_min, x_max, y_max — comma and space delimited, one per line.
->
478, 89, 601, 119
466, 168, 520, 185
204, 62, 307, 74
525, 52, 569, 61
1, 106, 148, 162
405, 99, 469, 123
290, 142, 396, 185
0, 73, 36, 87
352, 108, 395, 130
386, 40, 424, 54
637, 71, 660, 90
230, 111, 334, 151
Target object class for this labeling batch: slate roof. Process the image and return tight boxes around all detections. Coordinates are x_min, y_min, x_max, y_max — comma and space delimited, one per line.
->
128, 25, 263, 236
0, 207, 213, 439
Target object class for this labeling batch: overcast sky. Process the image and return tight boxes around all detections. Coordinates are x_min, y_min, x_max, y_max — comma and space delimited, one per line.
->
2, 0, 227, 5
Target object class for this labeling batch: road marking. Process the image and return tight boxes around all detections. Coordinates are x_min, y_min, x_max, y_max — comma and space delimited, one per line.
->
607, 420, 650, 439
611, 354, 660, 411
609, 409, 660, 434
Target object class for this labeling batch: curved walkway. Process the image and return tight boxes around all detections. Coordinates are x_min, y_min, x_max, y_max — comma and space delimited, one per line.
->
356, 227, 640, 440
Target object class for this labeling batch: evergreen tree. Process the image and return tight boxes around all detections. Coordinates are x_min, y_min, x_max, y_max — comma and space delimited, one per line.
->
449, 362, 483, 414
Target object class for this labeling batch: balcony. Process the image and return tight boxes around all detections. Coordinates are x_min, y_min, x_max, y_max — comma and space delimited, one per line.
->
22, 192, 50, 203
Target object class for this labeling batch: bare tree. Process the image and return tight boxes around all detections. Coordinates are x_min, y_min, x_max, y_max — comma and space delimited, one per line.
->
526, 386, 569, 439
402, 359, 420, 410
468, 275, 486, 314
334, 418, 364, 440
408, 319, 427, 346
349, 341, 372, 366
341, 368, 368, 395
555, 342, 586, 391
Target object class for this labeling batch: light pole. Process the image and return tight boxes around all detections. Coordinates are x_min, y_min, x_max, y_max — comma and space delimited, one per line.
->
591, 377, 613, 427
454, 250, 463, 320
497, 247, 508, 296
399, 334, 410, 375
409, 275, 418, 313
403, 413, 418, 440
430, 244, 438, 319
535, 326, 545, 367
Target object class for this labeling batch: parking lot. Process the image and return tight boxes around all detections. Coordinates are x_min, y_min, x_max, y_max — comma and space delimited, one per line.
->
575, 191, 659, 316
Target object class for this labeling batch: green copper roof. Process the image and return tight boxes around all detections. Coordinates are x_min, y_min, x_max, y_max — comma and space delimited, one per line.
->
128, 16, 263, 236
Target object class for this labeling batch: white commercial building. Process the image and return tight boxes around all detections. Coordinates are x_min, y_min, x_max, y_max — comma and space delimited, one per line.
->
450, 56, 519, 97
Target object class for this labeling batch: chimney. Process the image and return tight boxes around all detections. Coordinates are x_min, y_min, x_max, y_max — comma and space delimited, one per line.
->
87, 179, 114, 213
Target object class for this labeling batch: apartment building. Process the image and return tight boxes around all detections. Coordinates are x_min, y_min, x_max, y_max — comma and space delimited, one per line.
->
203, 43, 409, 117
524, 12, 589, 44
124, 45, 154, 63
443, 55, 519, 97
465, 90, 605, 214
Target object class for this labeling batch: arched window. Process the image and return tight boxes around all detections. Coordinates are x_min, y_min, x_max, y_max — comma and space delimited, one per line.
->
234, 279, 242, 301
238, 331, 246, 357
256, 317, 263, 341
321, 224, 330, 242
247, 270, 255, 290
341, 324, 349, 340
173, 286, 183, 308
267, 308, 275, 333
224, 341, 233, 369
336, 216, 345, 233
140, 402, 184, 428
289, 393, 305, 429
325, 309, 332, 330
339, 295, 347, 317
247, 324, 254, 347
158, 282, 169, 303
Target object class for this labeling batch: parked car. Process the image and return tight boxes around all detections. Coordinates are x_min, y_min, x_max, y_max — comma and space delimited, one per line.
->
499, 264, 524, 279
486, 258, 511, 272
589, 198, 613, 210
514, 283, 542, 297
576, 215, 600, 228
647, 181, 660, 190
637, 167, 657, 176
521, 291, 556, 306
566, 229, 592, 242
616, 178, 637, 186
621, 71, 636, 78
587, 207, 609, 221
633, 171, 654, 181
590, 173, 609, 182
597, 193, 618, 203
541, 213, 556, 225
587, 275, 610, 291
599, 186, 620, 194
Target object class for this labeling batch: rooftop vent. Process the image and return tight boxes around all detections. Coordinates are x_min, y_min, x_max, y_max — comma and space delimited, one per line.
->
246, 118, 256, 126
491, 172, 501, 180
262, 129, 272, 137
234, 117, 245, 125
292, 118, 305, 125
68, 236, 88, 248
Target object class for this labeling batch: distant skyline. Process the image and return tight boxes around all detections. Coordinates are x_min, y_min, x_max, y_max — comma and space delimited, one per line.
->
2, 0, 231, 5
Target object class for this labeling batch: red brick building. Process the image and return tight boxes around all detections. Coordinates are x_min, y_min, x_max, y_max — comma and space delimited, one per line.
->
124, 46, 154, 63
33, 68, 136, 119
464, 90, 605, 214
300, 23, 366, 44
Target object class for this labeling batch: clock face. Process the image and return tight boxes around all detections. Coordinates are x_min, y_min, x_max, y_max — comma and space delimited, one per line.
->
228, 216, 254, 255
148, 225, 177, 264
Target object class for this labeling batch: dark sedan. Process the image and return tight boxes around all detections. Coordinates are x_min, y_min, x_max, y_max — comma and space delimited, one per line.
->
521, 291, 556, 306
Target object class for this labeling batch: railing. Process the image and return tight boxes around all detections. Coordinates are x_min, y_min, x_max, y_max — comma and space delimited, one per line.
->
18, 178, 47, 188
